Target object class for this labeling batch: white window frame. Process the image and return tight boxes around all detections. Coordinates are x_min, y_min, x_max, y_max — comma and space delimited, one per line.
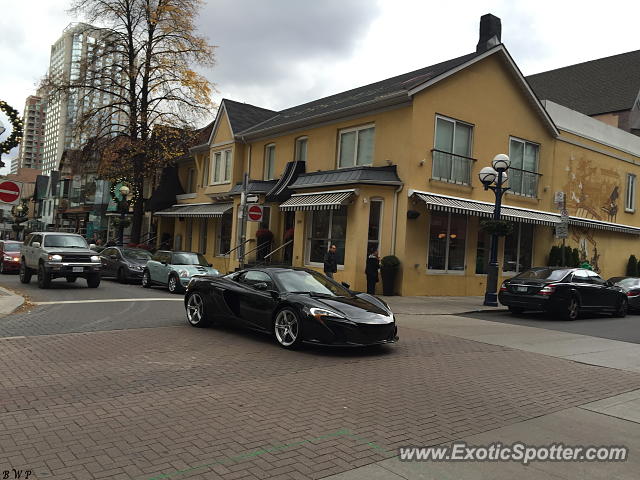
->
264, 144, 276, 180
295, 136, 308, 163
210, 149, 232, 185
502, 223, 535, 276
426, 212, 468, 274
626, 173, 636, 213
337, 124, 375, 168
432, 115, 474, 184
304, 209, 347, 269
508, 137, 540, 198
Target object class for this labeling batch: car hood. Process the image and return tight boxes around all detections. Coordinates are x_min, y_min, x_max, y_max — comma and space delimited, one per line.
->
308, 294, 392, 323
173, 265, 219, 276
41, 247, 96, 256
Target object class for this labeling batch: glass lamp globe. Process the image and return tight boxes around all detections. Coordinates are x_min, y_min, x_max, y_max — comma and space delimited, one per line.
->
478, 166, 498, 185
492, 154, 510, 172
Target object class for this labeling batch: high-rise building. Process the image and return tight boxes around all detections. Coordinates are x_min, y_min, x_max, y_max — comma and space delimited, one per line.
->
13, 93, 46, 174
41, 23, 121, 174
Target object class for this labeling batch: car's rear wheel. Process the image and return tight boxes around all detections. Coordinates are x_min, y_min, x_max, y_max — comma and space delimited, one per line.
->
508, 306, 525, 314
614, 297, 628, 318
86, 273, 100, 288
19, 262, 31, 284
274, 308, 303, 349
186, 292, 211, 327
38, 264, 51, 289
117, 267, 127, 284
141, 270, 151, 288
564, 296, 580, 321
168, 274, 183, 294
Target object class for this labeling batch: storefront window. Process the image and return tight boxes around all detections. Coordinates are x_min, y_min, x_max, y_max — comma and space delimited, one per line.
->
428, 212, 467, 271
503, 223, 533, 273
475, 229, 491, 274
307, 207, 347, 266
217, 212, 232, 255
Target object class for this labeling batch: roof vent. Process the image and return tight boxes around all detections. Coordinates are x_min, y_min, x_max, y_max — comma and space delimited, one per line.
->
476, 14, 502, 53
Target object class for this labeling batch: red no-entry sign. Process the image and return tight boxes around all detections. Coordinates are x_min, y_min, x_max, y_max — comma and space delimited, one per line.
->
0, 181, 22, 205
247, 204, 263, 222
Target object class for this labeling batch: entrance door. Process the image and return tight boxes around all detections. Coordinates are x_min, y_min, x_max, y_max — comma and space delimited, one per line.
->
282, 211, 295, 265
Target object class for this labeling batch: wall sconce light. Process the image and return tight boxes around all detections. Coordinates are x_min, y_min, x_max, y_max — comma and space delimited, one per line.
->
407, 210, 420, 219
363, 197, 368, 204
437, 233, 446, 239
450, 234, 457, 239
419, 159, 425, 166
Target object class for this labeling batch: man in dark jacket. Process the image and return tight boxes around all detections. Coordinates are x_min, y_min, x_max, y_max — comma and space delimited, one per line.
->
365, 248, 379, 295
323, 244, 338, 278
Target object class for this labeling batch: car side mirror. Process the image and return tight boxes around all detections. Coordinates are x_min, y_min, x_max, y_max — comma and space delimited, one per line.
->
605, 280, 613, 287
90, 243, 96, 249
341, 281, 351, 289
253, 282, 268, 291
32, 242, 40, 248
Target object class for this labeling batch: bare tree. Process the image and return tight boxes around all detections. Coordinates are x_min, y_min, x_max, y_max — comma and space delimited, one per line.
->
43, 0, 215, 242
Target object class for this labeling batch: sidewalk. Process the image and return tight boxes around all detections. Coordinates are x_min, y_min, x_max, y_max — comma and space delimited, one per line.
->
381, 295, 503, 315
0, 285, 24, 315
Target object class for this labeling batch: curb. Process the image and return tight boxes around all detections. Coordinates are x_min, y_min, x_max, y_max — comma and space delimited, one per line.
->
0, 285, 25, 316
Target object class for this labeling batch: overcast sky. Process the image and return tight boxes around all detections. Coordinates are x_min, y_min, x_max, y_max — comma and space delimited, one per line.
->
1, 0, 639, 173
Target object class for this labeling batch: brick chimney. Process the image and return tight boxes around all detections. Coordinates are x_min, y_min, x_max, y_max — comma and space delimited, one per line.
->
476, 14, 502, 53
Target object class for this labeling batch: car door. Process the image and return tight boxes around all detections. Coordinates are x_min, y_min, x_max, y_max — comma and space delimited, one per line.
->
587, 270, 617, 308
147, 252, 163, 283
571, 269, 598, 309
27, 234, 42, 269
100, 248, 115, 276
236, 270, 279, 331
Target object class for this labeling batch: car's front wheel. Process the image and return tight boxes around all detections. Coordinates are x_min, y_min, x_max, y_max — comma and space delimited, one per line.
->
37, 264, 51, 289
19, 262, 31, 284
168, 274, 183, 294
141, 270, 151, 288
274, 308, 303, 349
185, 292, 211, 327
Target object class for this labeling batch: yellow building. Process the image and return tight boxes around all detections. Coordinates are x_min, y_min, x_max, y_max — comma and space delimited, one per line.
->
154, 15, 640, 296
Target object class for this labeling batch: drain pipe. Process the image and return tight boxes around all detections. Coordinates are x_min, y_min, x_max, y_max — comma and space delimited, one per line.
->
390, 183, 404, 255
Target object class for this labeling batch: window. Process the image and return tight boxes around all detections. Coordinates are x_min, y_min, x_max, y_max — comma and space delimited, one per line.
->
306, 207, 348, 266
338, 125, 374, 168
217, 212, 232, 255
260, 206, 271, 230
626, 173, 636, 212
186, 168, 196, 193
509, 138, 539, 197
503, 223, 533, 274
199, 219, 207, 254
427, 212, 467, 271
202, 156, 209, 187
367, 199, 383, 254
264, 144, 276, 180
432, 116, 473, 184
295, 137, 308, 163
212, 149, 232, 184
240, 270, 273, 289
475, 230, 491, 274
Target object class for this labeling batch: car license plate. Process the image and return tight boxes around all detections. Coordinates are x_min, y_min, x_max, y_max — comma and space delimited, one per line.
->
72, 267, 84, 273
516, 286, 528, 293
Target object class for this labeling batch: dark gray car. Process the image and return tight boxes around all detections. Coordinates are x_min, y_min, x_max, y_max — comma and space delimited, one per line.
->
100, 247, 152, 283
610, 276, 640, 311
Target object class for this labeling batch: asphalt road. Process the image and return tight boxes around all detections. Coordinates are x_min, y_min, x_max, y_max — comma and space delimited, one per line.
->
0, 271, 185, 337
462, 309, 640, 344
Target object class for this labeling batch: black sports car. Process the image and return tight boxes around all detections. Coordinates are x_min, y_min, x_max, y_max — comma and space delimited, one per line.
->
184, 267, 398, 348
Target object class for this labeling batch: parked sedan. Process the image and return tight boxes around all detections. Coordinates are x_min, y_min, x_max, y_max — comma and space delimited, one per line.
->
184, 266, 399, 349
142, 250, 219, 293
499, 267, 627, 320
609, 276, 640, 311
0, 241, 22, 274
100, 246, 152, 283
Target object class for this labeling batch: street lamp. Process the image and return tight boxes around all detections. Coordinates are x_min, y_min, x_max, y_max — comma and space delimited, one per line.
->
479, 154, 511, 307
117, 185, 130, 247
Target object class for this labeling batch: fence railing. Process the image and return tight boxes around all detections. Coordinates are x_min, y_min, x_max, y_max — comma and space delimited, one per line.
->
431, 149, 476, 185
508, 167, 542, 198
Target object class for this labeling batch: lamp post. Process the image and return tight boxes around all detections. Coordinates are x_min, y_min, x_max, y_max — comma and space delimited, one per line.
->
479, 154, 511, 307
117, 185, 130, 247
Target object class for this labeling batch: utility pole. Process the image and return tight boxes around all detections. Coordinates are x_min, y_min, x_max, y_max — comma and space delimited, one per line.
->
238, 172, 249, 269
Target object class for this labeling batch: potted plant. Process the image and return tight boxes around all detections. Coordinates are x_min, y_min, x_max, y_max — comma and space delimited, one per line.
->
380, 255, 400, 296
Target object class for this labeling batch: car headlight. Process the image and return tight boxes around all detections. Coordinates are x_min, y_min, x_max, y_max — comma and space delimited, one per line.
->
307, 307, 345, 320
3, 255, 12, 261
90, 255, 100, 263
178, 269, 190, 278
48, 254, 62, 262
130, 264, 143, 270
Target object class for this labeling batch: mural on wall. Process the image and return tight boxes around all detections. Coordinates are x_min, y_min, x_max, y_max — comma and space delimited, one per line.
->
562, 154, 621, 272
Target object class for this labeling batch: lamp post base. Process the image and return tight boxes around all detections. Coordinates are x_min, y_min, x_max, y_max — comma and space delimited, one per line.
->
483, 292, 498, 307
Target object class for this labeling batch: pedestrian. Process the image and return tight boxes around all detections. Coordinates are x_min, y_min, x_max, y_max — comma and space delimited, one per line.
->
323, 244, 338, 279
365, 248, 380, 295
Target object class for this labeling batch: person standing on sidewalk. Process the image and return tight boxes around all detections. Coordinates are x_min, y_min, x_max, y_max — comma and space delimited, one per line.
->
365, 248, 380, 295
324, 244, 338, 279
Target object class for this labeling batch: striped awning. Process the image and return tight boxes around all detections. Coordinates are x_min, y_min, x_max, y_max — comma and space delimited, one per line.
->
567, 217, 640, 235
154, 203, 233, 218
412, 191, 559, 226
280, 189, 356, 211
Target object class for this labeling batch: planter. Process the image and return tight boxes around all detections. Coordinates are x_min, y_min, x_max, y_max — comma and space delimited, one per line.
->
380, 255, 401, 296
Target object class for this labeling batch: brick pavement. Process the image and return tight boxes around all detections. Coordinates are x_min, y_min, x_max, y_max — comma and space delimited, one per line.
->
1, 324, 640, 479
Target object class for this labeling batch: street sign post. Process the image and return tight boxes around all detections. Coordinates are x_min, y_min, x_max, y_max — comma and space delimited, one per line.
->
0, 181, 22, 205
247, 205, 264, 222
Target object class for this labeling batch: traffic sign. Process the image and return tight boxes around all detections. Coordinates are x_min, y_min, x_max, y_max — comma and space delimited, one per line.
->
247, 204, 264, 222
0, 181, 22, 205
246, 194, 259, 204
555, 222, 569, 239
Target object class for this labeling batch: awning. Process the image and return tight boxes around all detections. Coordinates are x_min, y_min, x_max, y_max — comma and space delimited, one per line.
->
154, 203, 233, 218
567, 217, 640, 235
280, 189, 357, 211
411, 191, 559, 226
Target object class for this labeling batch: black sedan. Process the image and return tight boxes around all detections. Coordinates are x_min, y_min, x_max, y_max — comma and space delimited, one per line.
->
99, 246, 152, 283
499, 267, 627, 320
184, 267, 398, 349
609, 276, 640, 311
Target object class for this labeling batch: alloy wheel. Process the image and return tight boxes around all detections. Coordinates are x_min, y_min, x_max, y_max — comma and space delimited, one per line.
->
274, 309, 299, 347
142, 271, 151, 288
567, 298, 579, 320
169, 276, 178, 293
186, 293, 204, 325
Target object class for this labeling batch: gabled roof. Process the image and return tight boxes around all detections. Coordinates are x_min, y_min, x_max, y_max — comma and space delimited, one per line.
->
224, 99, 276, 134
526, 49, 640, 116
238, 51, 482, 138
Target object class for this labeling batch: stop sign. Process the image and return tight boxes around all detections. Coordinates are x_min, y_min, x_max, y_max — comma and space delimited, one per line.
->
0, 181, 21, 205
247, 204, 263, 222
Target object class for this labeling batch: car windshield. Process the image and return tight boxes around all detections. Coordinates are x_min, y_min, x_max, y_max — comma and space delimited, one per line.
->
172, 253, 208, 266
514, 268, 571, 281
43, 235, 88, 248
274, 270, 351, 297
3, 243, 21, 252
122, 248, 152, 260
616, 278, 640, 288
